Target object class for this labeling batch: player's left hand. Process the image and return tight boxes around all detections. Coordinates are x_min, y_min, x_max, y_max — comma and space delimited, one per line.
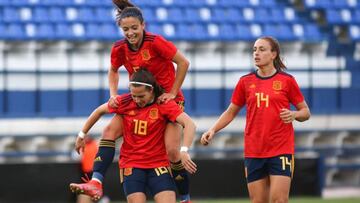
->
180, 151, 197, 174
280, 108, 296, 123
157, 93, 176, 103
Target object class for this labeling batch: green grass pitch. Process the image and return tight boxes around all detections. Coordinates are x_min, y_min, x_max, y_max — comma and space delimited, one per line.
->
113, 197, 360, 203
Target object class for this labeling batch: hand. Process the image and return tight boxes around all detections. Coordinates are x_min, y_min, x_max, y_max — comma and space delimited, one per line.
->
200, 130, 215, 146
75, 136, 86, 154
108, 95, 119, 108
280, 108, 296, 123
157, 93, 176, 104
180, 151, 197, 174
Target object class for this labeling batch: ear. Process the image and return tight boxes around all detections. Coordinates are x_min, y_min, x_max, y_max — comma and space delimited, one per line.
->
272, 51, 277, 60
142, 21, 146, 30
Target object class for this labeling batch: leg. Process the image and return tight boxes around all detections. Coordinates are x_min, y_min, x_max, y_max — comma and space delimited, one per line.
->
165, 123, 191, 202
92, 114, 124, 183
269, 175, 291, 203
154, 191, 176, 203
268, 154, 293, 203
149, 167, 177, 203
122, 168, 147, 203
127, 192, 146, 203
76, 194, 92, 203
70, 115, 123, 200
247, 177, 270, 203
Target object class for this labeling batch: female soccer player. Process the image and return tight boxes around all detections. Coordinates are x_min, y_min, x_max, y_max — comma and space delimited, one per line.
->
71, 69, 197, 203
201, 36, 311, 203
71, 0, 192, 202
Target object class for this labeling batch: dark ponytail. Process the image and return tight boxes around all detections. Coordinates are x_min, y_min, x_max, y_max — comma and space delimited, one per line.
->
259, 36, 287, 72
112, 0, 144, 26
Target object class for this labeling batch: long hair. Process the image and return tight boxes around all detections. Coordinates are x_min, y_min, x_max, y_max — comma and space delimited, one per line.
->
129, 68, 164, 99
112, 0, 144, 26
259, 36, 287, 71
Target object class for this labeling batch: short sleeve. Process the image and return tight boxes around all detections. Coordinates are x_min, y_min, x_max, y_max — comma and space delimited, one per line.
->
110, 42, 124, 71
107, 94, 133, 114
288, 77, 304, 106
153, 35, 177, 60
159, 100, 183, 122
231, 78, 246, 107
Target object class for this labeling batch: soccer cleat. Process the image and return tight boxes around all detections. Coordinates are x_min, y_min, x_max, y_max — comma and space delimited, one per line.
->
69, 179, 103, 201
180, 200, 191, 203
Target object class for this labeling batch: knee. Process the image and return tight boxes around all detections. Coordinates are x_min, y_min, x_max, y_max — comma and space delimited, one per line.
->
102, 125, 121, 140
271, 196, 288, 203
249, 193, 269, 203
166, 147, 180, 162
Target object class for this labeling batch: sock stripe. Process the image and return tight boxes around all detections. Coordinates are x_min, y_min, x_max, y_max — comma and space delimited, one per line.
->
99, 140, 115, 147
171, 163, 185, 170
99, 144, 115, 148
100, 140, 115, 144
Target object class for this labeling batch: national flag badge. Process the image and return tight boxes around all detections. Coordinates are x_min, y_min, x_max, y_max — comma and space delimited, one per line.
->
141, 49, 151, 60
149, 108, 158, 120
272, 81, 282, 90
249, 84, 256, 89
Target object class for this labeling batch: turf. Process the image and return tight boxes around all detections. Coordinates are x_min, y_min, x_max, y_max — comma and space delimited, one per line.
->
113, 197, 360, 203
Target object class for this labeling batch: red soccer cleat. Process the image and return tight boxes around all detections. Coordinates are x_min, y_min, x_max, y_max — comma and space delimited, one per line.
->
69, 179, 103, 201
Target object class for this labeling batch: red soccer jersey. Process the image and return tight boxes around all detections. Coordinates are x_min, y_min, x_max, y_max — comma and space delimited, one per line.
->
111, 31, 184, 102
231, 71, 304, 158
108, 94, 183, 168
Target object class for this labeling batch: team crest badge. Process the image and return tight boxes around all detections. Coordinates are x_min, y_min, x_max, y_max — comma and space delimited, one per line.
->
249, 84, 256, 89
149, 108, 158, 119
141, 49, 151, 60
124, 168, 133, 176
128, 110, 136, 116
272, 81, 282, 91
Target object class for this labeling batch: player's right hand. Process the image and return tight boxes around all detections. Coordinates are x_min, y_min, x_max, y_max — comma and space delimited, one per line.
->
180, 151, 197, 174
108, 95, 119, 108
200, 130, 215, 146
75, 136, 85, 154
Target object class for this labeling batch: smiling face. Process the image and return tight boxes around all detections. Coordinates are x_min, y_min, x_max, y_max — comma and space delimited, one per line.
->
120, 17, 145, 49
130, 85, 154, 108
253, 38, 277, 69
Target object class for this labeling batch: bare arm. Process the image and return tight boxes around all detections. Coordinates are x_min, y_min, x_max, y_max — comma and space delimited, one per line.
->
81, 103, 110, 134
201, 103, 242, 145
175, 112, 197, 174
280, 101, 311, 123
108, 65, 120, 108
159, 50, 190, 102
75, 103, 110, 153
176, 112, 196, 148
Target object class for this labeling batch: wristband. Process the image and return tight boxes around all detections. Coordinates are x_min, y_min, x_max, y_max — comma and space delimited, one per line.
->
180, 146, 189, 152
78, 131, 86, 139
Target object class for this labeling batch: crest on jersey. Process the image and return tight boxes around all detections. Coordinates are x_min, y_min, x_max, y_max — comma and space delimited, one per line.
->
249, 84, 256, 89
128, 110, 136, 116
272, 81, 282, 90
149, 108, 158, 120
141, 49, 151, 60
124, 168, 133, 176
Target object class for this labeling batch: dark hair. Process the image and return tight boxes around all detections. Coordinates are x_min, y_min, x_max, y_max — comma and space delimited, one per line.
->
113, 0, 144, 26
259, 36, 287, 71
129, 68, 164, 99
